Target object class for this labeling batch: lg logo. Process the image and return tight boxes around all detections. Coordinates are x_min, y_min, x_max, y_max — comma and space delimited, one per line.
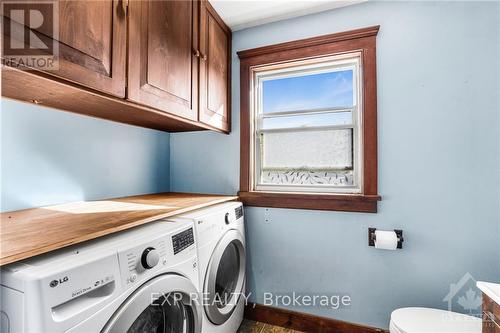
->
49, 276, 68, 288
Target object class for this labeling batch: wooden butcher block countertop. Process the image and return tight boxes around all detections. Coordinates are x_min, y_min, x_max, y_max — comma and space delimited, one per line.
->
0, 192, 238, 266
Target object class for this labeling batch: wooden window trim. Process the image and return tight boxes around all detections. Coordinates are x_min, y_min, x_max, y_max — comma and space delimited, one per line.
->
237, 26, 381, 213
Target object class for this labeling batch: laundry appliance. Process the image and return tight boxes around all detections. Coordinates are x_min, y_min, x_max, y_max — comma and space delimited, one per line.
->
1, 219, 202, 333
166, 202, 246, 333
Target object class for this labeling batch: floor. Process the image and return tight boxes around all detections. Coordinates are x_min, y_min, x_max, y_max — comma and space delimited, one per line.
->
237, 319, 304, 333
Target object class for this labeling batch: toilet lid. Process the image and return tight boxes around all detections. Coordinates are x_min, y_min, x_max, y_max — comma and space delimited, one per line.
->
390, 308, 481, 333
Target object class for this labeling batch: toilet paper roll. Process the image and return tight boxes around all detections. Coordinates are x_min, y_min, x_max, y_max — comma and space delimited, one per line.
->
374, 230, 398, 250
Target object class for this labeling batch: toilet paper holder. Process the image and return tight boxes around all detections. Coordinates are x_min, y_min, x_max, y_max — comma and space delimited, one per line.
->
368, 228, 404, 249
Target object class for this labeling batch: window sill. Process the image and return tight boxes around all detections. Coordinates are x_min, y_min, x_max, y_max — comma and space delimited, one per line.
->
238, 191, 381, 213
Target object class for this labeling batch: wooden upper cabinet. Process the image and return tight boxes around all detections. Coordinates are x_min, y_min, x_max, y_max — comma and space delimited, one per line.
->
57, 0, 127, 97
2, 0, 127, 97
1, 0, 232, 133
199, 0, 231, 132
127, 0, 199, 121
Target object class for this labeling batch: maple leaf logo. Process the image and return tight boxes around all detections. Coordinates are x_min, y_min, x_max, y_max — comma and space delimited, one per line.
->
457, 288, 482, 313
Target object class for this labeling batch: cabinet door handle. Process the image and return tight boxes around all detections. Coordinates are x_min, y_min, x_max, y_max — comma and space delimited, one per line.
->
117, 0, 127, 20
193, 50, 201, 58
200, 52, 207, 61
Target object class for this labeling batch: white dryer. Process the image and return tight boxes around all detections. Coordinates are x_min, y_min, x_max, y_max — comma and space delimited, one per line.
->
166, 202, 246, 333
1, 219, 202, 333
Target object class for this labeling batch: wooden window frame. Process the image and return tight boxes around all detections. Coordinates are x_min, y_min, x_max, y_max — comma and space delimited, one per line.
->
237, 26, 381, 213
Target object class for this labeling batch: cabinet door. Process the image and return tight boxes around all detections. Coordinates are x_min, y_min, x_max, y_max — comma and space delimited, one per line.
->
199, 0, 231, 132
128, 0, 198, 121
2, 0, 127, 97
483, 294, 500, 333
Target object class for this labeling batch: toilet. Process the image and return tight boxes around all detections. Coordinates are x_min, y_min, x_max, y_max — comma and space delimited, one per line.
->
390, 308, 482, 333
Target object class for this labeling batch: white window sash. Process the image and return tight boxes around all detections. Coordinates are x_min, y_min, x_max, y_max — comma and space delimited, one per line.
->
250, 53, 363, 194
257, 107, 355, 134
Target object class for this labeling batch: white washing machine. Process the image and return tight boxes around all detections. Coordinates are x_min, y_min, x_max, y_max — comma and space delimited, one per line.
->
166, 202, 246, 333
0, 219, 202, 333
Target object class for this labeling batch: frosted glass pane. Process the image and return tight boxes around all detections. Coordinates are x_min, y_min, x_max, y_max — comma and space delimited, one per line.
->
262, 111, 352, 130
263, 70, 354, 113
260, 170, 354, 186
261, 129, 353, 170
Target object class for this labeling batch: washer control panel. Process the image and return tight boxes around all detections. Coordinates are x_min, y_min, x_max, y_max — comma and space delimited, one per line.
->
235, 206, 244, 220
172, 227, 194, 255
117, 226, 196, 289
118, 238, 167, 287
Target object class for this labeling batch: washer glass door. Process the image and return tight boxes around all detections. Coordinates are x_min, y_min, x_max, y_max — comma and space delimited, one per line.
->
215, 242, 240, 308
127, 293, 192, 333
102, 274, 201, 333
204, 229, 245, 325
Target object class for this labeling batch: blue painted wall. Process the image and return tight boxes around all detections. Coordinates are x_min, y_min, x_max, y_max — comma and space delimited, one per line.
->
1, 99, 170, 212
171, 1, 500, 328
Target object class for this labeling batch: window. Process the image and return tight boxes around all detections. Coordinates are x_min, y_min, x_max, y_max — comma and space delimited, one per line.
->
238, 26, 381, 213
255, 55, 361, 194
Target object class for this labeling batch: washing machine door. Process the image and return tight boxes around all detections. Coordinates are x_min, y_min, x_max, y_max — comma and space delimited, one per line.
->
102, 274, 201, 333
204, 229, 246, 325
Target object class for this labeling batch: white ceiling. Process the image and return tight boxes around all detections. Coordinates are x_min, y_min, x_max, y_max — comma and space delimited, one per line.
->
209, 0, 366, 31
